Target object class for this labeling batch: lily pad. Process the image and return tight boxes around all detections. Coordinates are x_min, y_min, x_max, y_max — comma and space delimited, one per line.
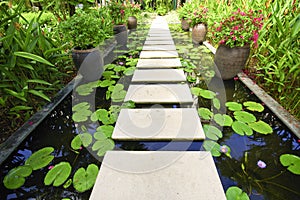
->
25, 147, 54, 170
92, 131, 115, 157
99, 80, 115, 87
96, 125, 114, 138
226, 186, 250, 200
44, 162, 72, 187
214, 114, 233, 126
198, 108, 213, 120
213, 98, 221, 110
3, 165, 32, 189
72, 102, 90, 112
111, 84, 126, 102
91, 109, 115, 125
234, 111, 256, 123
280, 154, 300, 175
225, 102, 242, 111
203, 140, 221, 157
243, 101, 264, 112
249, 120, 273, 134
72, 102, 92, 122
232, 121, 253, 136
124, 67, 136, 76
191, 87, 201, 96
199, 89, 216, 99
73, 164, 99, 193
203, 125, 223, 140
71, 133, 93, 150
75, 81, 99, 96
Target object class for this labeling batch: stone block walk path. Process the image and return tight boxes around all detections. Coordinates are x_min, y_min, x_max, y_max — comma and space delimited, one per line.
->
90, 16, 226, 200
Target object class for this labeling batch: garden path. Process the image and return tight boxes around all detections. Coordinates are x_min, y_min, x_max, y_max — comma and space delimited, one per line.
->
89, 16, 226, 200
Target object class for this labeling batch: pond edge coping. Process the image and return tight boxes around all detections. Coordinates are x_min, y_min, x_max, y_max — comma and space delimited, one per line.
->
203, 41, 300, 138
0, 75, 82, 165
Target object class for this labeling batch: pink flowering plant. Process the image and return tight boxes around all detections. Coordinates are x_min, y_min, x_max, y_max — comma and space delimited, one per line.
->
213, 9, 264, 48
108, 0, 127, 25
126, 2, 141, 16
190, 6, 209, 27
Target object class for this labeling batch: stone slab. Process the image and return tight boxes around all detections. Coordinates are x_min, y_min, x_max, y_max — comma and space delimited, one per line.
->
148, 33, 172, 37
132, 69, 186, 83
89, 151, 226, 200
124, 84, 193, 104
142, 45, 176, 51
140, 51, 178, 58
112, 108, 205, 140
148, 30, 171, 34
137, 58, 182, 69
144, 40, 174, 45
146, 36, 173, 41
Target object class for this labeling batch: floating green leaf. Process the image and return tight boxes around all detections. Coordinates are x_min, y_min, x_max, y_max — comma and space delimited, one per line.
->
280, 154, 300, 175
25, 147, 54, 170
92, 131, 115, 157
91, 109, 116, 125
63, 179, 72, 189
203, 125, 222, 140
72, 102, 92, 122
249, 120, 273, 134
243, 101, 264, 112
73, 164, 99, 193
226, 102, 242, 111
124, 67, 135, 76
203, 140, 221, 157
44, 162, 72, 187
198, 108, 213, 120
99, 80, 115, 87
191, 87, 201, 96
96, 125, 114, 138
213, 98, 221, 110
226, 186, 250, 200
111, 84, 126, 102
75, 81, 98, 96
232, 121, 253, 136
234, 111, 256, 123
71, 133, 93, 150
72, 102, 90, 112
214, 114, 233, 126
199, 89, 216, 99
3, 165, 32, 189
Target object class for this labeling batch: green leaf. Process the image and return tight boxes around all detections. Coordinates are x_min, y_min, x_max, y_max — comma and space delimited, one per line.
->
92, 131, 115, 157
248, 120, 273, 134
96, 125, 114, 138
63, 179, 72, 189
72, 102, 92, 122
226, 186, 250, 200
213, 98, 221, 110
203, 125, 222, 140
280, 154, 300, 175
191, 87, 201, 96
214, 114, 233, 127
27, 79, 52, 86
99, 80, 115, 87
14, 51, 54, 66
72, 102, 90, 112
199, 89, 216, 99
71, 133, 92, 150
28, 90, 51, 102
44, 162, 72, 187
226, 102, 242, 111
198, 108, 213, 120
73, 164, 99, 193
25, 147, 55, 170
124, 67, 135, 76
75, 81, 99, 96
203, 140, 221, 157
3, 165, 33, 189
234, 111, 256, 123
232, 121, 253, 136
243, 101, 264, 112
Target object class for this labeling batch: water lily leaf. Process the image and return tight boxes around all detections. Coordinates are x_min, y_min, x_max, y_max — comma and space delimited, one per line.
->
232, 121, 253, 136
91, 109, 110, 124
25, 147, 54, 170
124, 67, 135, 76
248, 120, 273, 134
96, 125, 114, 138
92, 132, 115, 157
280, 154, 300, 175
111, 84, 126, 102
214, 114, 233, 126
191, 87, 201, 96
63, 179, 72, 189
234, 111, 256, 123
99, 80, 115, 87
203, 140, 221, 157
71, 133, 93, 150
72, 102, 90, 112
203, 125, 222, 140
3, 165, 32, 189
226, 102, 242, 111
75, 81, 98, 96
73, 164, 99, 193
102, 71, 114, 80
72, 109, 93, 122
44, 162, 72, 187
213, 98, 221, 110
198, 108, 213, 120
187, 75, 197, 83
199, 89, 216, 99
243, 101, 264, 112
226, 186, 250, 200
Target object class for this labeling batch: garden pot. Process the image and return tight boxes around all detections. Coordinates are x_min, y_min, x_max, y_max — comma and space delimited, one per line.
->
72, 48, 104, 81
181, 18, 190, 31
192, 23, 207, 44
127, 16, 137, 30
113, 24, 128, 47
214, 44, 250, 80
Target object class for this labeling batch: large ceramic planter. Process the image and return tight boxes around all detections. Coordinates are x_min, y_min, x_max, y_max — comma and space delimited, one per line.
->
192, 23, 207, 44
72, 48, 104, 81
181, 18, 190, 31
113, 24, 128, 47
127, 16, 137, 30
214, 44, 250, 80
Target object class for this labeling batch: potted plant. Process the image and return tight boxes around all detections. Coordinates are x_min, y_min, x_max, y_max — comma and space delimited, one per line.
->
59, 9, 113, 80
126, 2, 141, 30
190, 6, 209, 44
212, 9, 264, 80
177, 2, 194, 31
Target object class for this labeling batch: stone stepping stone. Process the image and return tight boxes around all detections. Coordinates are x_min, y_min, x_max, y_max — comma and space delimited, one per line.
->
146, 36, 173, 41
112, 108, 205, 140
148, 33, 172, 37
148, 30, 171, 34
140, 51, 178, 58
132, 69, 186, 83
142, 45, 176, 51
144, 40, 174, 45
89, 151, 226, 200
137, 58, 182, 69
124, 84, 193, 104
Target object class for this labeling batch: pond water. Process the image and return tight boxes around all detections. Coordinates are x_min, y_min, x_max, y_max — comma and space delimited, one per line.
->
1, 24, 299, 200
